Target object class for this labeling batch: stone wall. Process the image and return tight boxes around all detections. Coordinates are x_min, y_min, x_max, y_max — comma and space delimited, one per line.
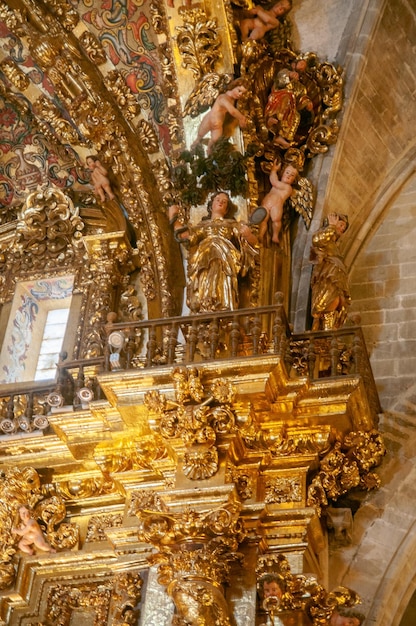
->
349, 174, 416, 412
331, 173, 416, 626
295, 2, 416, 623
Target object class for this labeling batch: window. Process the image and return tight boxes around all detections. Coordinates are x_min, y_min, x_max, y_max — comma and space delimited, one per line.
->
34, 308, 71, 381
0, 276, 74, 383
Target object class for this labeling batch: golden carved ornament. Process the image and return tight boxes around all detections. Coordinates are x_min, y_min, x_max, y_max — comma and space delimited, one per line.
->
33, 495, 79, 550
264, 475, 302, 505
306, 119, 340, 155
29, 32, 63, 70
34, 95, 81, 144
138, 119, 160, 152
43, 573, 141, 625
134, 490, 244, 556
0, 59, 30, 91
85, 513, 124, 542
55, 475, 116, 501
79, 31, 107, 65
104, 70, 141, 121
176, 9, 222, 78
44, 0, 80, 31
134, 490, 245, 626
76, 100, 120, 148
226, 467, 255, 500
307, 431, 385, 514
0, 187, 84, 280
149, 0, 164, 34
93, 434, 168, 477
0, 4, 26, 36
158, 41, 176, 98
145, 367, 237, 479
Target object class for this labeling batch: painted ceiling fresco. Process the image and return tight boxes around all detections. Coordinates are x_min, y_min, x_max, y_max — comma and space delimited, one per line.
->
0, 0, 174, 215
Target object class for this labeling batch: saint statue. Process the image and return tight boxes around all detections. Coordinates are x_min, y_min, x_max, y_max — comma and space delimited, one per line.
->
310, 212, 351, 330
172, 192, 258, 313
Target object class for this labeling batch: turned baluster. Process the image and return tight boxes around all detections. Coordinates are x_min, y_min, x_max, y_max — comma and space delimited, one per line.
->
251, 314, 261, 355
209, 318, 220, 359
74, 366, 85, 409
230, 316, 241, 357
167, 323, 178, 364
187, 321, 198, 362
125, 328, 136, 369
330, 336, 340, 376
146, 326, 157, 367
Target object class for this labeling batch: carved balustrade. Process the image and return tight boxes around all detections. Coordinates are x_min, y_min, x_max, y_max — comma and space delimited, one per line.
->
0, 304, 380, 433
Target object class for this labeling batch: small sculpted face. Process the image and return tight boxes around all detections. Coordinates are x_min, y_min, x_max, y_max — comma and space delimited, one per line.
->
230, 85, 247, 99
336, 218, 348, 235
281, 165, 298, 185
211, 192, 229, 217
327, 212, 348, 236
331, 613, 361, 626
274, 0, 292, 16
19, 506, 30, 522
263, 580, 282, 598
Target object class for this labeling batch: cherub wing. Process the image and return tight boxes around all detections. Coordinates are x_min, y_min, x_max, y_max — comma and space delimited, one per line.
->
288, 176, 315, 229
183, 73, 233, 119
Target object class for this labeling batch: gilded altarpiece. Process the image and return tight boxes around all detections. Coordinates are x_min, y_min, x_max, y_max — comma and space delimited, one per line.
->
0, 1, 384, 625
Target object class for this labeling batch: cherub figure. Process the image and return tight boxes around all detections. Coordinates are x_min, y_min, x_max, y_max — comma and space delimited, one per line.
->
86, 155, 116, 203
240, 0, 292, 42
253, 160, 298, 244
192, 78, 248, 153
13, 505, 56, 555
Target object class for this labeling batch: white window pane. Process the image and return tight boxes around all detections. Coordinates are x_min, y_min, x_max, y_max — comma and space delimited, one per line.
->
35, 308, 70, 380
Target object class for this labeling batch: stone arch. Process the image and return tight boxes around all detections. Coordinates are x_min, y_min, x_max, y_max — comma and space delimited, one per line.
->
340, 456, 416, 625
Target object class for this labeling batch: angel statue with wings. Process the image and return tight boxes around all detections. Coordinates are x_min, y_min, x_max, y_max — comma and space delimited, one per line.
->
250, 150, 314, 246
